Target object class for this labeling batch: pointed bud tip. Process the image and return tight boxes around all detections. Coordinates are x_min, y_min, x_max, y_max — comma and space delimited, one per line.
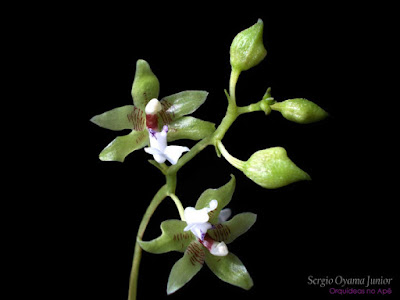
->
136, 59, 149, 67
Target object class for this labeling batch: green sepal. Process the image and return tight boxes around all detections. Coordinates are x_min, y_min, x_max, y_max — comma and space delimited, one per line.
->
160, 91, 208, 121
99, 130, 149, 162
138, 220, 191, 254
242, 147, 311, 189
271, 98, 328, 124
262, 87, 272, 100
205, 251, 253, 290
208, 212, 257, 244
131, 59, 160, 110
90, 105, 134, 131
195, 175, 236, 224
167, 240, 205, 295
167, 116, 215, 142
261, 87, 276, 108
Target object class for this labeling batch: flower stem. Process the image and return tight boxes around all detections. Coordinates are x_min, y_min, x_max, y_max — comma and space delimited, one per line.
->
128, 184, 169, 300
212, 70, 241, 143
229, 68, 241, 105
216, 140, 245, 171
167, 137, 212, 174
237, 101, 262, 115
169, 193, 185, 221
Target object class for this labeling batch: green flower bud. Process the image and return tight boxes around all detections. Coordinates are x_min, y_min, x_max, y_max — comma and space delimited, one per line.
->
230, 19, 267, 72
242, 147, 311, 189
217, 142, 310, 189
271, 98, 328, 124
131, 59, 160, 110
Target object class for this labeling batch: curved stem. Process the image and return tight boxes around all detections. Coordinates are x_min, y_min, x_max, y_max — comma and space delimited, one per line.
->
229, 68, 241, 105
167, 137, 212, 175
128, 185, 169, 300
169, 193, 185, 221
216, 140, 245, 171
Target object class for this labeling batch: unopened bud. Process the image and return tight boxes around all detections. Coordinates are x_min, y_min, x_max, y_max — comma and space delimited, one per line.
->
271, 98, 328, 124
242, 147, 311, 189
230, 19, 267, 72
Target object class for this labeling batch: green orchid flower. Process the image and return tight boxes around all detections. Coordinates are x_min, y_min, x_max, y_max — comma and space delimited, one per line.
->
138, 175, 257, 294
90, 59, 215, 162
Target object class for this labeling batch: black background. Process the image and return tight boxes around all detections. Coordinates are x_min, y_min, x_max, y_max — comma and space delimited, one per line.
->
84, 3, 397, 299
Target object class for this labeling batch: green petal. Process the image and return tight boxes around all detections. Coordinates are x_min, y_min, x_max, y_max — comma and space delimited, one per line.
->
90, 105, 146, 131
90, 105, 134, 131
138, 220, 192, 254
167, 240, 205, 295
160, 90, 208, 121
195, 175, 236, 224
99, 130, 148, 162
208, 213, 257, 244
167, 116, 215, 142
205, 252, 253, 290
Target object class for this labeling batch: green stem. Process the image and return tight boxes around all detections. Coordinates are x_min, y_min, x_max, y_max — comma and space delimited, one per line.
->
237, 101, 262, 115
128, 184, 169, 300
229, 68, 241, 105
167, 137, 212, 174
216, 140, 245, 170
212, 70, 241, 143
169, 193, 185, 221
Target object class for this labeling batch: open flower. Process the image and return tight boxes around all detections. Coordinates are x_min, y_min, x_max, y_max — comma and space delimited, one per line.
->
90, 59, 215, 162
183, 199, 228, 256
138, 175, 257, 294
144, 125, 190, 165
143, 99, 190, 165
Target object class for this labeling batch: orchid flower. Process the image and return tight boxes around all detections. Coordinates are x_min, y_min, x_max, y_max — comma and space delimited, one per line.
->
90, 59, 215, 162
138, 176, 257, 294
183, 199, 228, 256
143, 99, 189, 165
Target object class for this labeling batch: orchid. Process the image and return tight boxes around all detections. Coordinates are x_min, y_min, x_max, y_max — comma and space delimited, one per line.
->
90, 59, 215, 162
183, 199, 228, 256
91, 19, 329, 300
138, 176, 257, 294
143, 99, 190, 165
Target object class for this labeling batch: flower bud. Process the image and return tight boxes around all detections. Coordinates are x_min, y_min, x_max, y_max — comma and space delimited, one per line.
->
230, 19, 267, 72
131, 59, 160, 110
271, 98, 328, 124
242, 147, 311, 189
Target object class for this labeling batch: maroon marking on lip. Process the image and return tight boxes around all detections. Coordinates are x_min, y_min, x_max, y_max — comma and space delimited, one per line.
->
146, 113, 158, 130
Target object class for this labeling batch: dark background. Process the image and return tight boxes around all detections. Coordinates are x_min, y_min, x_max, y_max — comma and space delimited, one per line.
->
84, 3, 397, 299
